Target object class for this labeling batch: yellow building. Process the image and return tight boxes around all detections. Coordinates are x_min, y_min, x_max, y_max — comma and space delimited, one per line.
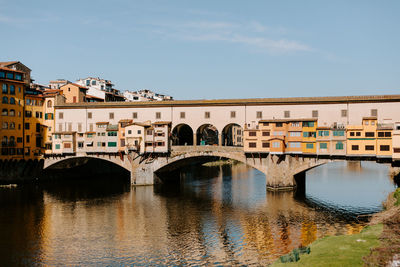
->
24, 90, 45, 159
59, 82, 88, 103
346, 117, 377, 157
0, 67, 25, 159
376, 124, 393, 158
301, 119, 317, 154
42, 89, 63, 154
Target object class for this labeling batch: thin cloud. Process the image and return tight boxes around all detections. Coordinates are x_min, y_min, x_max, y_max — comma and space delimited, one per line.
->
147, 20, 312, 54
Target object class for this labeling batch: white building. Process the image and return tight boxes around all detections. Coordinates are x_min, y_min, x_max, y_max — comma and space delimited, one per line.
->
76, 77, 125, 102
124, 89, 173, 102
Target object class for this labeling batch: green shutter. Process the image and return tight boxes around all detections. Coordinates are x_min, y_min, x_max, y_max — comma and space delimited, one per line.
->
320, 143, 327, 149
108, 142, 117, 147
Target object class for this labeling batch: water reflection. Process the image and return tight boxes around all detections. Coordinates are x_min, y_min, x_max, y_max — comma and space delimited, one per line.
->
0, 161, 396, 265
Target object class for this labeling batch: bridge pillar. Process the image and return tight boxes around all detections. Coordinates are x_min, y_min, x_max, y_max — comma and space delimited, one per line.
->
193, 133, 197, 146
218, 134, 222, 146
265, 154, 297, 191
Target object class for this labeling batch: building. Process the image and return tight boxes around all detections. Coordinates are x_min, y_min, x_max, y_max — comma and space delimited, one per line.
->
59, 83, 88, 103
302, 119, 317, 154
76, 77, 125, 102
0, 67, 25, 159
118, 119, 132, 153
376, 123, 393, 158
124, 89, 173, 102
346, 117, 377, 157
0, 61, 31, 85
49, 79, 70, 89
24, 88, 45, 158
393, 122, 400, 160
42, 89, 64, 154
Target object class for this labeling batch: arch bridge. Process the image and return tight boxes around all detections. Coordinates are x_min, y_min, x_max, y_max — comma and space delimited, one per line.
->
44, 146, 333, 191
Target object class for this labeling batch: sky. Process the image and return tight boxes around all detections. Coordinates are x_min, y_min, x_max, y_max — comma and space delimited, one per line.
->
1, 0, 399, 100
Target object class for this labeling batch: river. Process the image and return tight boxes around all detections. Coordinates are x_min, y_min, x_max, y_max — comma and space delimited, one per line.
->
0, 161, 396, 266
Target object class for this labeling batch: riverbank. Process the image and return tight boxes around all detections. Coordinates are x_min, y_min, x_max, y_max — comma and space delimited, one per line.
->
202, 159, 239, 167
271, 188, 400, 267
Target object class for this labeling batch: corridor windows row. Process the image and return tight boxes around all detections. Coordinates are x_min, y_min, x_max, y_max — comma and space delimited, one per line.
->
0, 71, 23, 81
2, 96, 16, 104
2, 122, 16, 129
351, 145, 390, 151
1, 84, 19, 95
2, 109, 16, 116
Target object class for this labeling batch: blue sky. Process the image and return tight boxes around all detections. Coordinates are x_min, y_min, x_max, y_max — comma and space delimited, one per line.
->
1, 0, 399, 99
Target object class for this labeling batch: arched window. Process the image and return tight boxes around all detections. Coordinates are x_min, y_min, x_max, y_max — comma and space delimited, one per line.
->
1, 109, 7, 116
2, 96, 8, 104
9, 85, 15, 95
9, 97, 15, 104
9, 136, 15, 143
9, 109, 15, 116
47, 100, 52, 108
2, 136, 7, 144
9, 122, 15, 129
2, 84, 7, 94
2, 122, 8, 129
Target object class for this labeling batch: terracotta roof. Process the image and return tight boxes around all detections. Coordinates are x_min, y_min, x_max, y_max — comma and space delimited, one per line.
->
55, 94, 400, 109
60, 83, 88, 90
0, 61, 31, 71
153, 121, 172, 125
259, 118, 318, 123
85, 131, 96, 134
0, 66, 24, 73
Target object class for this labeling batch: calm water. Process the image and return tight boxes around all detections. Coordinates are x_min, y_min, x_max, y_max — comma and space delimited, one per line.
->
0, 161, 396, 266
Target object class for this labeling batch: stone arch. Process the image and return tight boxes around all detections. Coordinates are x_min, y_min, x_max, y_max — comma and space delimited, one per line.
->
221, 123, 243, 147
172, 123, 193, 145
196, 124, 219, 146
44, 155, 131, 172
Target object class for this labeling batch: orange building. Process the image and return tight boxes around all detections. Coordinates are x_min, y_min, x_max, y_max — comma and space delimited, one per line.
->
59, 82, 88, 103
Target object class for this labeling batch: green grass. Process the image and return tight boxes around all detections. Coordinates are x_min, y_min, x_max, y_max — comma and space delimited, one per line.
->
271, 224, 383, 267
394, 188, 400, 206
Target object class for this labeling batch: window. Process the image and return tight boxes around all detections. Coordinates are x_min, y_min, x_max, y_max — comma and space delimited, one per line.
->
319, 143, 328, 149
156, 142, 165, 147
394, 148, 400, 153
92, 80, 96, 85
6, 73, 13, 79
275, 122, 283, 127
262, 142, 270, 148
356, 132, 361, 136
249, 142, 256, 148
2, 96, 8, 104
291, 122, 300, 127
231, 111, 236, 118
289, 131, 301, 137
274, 131, 283, 136
0, 71, 4, 78
26, 135, 30, 143
109, 112, 114, 119
132, 112, 137, 119
380, 145, 390, 151
284, 111, 290, 118
128, 130, 132, 134
352, 145, 359, 150
303, 121, 314, 127
263, 122, 269, 126
107, 131, 117, 136
17, 137, 22, 143
336, 142, 344, 150
2, 84, 7, 94
2, 122, 7, 129
87, 112, 92, 119
306, 143, 314, 149
2, 109, 7, 116
146, 130, 153, 135
256, 111, 262, 119
156, 112, 161, 119
341, 109, 347, 117
289, 142, 301, 148
9, 85, 15, 95
333, 130, 344, 136
78, 142, 84, 148
204, 112, 210, 119
78, 123, 82, 132
59, 112, 63, 119
371, 109, 378, 117
25, 123, 30, 130
137, 130, 141, 134
9, 97, 15, 104
64, 143, 71, 149
312, 110, 318, 118
272, 142, 280, 148
365, 132, 375, 137
365, 145, 374, 151
249, 131, 257, 136
145, 142, 153, 147
180, 112, 185, 119
36, 123, 41, 133
350, 132, 355, 137
385, 132, 391, 137
262, 131, 270, 136
318, 130, 330, 137
86, 80, 90, 86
